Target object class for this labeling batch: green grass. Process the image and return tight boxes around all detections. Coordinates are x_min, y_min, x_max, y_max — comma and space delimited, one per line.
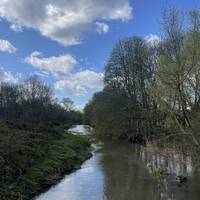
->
0, 133, 92, 200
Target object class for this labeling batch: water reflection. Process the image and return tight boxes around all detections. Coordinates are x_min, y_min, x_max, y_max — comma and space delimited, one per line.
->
36, 145, 105, 200
68, 125, 92, 135
101, 140, 160, 200
36, 126, 200, 200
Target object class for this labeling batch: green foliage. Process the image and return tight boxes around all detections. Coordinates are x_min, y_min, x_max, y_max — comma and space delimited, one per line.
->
86, 88, 130, 138
0, 124, 91, 200
0, 75, 83, 130
0, 123, 49, 183
84, 8, 200, 148
147, 163, 163, 178
84, 36, 163, 142
149, 9, 200, 147
0, 76, 87, 199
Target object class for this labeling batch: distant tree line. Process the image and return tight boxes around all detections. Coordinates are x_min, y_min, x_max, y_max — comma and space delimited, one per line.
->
84, 9, 200, 147
0, 75, 82, 134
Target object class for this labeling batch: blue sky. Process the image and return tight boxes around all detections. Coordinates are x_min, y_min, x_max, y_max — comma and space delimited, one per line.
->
0, 0, 200, 109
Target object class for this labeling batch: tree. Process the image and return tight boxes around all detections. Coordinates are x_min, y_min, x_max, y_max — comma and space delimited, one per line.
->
84, 36, 160, 141
62, 97, 74, 111
104, 36, 157, 137
149, 9, 200, 145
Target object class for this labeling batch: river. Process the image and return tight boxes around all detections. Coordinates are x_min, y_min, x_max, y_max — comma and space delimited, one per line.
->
35, 125, 200, 200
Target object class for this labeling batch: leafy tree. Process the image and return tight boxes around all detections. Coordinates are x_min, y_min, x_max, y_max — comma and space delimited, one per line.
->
149, 9, 200, 145
84, 36, 162, 141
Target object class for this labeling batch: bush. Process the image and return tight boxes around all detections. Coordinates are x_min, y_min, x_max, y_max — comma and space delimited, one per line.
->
0, 123, 91, 200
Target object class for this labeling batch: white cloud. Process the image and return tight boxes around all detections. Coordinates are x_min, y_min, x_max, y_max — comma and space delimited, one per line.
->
95, 22, 109, 34
25, 50, 103, 96
55, 70, 104, 96
145, 34, 161, 47
34, 71, 49, 77
0, 39, 17, 53
10, 23, 23, 32
0, 0, 132, 46
24, 51, 77, 77
0, 67, 18, 83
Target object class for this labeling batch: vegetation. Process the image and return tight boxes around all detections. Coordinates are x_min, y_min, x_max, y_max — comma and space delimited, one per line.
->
0, 75, 91, 199
83, 9, 200, 151
0, 75, 82, 129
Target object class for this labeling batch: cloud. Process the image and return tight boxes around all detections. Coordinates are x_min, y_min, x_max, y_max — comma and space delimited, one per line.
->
10, 23, 23, 32
0, 67, 18, 83
0, 39, 17, 53
33, 71, 49, 77
0, 0, 132, 46
25, 50, 103, 96
145, 34, 161, 47
24, 51, 77, 77
95, 22, 109, 34
55, 70, 104, 96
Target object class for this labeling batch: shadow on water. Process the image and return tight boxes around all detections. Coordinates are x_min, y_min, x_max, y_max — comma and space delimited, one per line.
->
100, 139, 160, 200
35, 125, 200, 200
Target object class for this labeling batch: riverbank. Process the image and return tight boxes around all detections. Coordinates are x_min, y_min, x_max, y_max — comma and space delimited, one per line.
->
0, 123, 92, 200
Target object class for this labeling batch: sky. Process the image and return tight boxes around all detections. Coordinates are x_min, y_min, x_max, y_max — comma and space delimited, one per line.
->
0, 0, 200, 110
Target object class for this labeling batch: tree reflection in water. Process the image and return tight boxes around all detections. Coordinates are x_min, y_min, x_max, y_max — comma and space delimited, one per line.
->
100, 139, 200, 200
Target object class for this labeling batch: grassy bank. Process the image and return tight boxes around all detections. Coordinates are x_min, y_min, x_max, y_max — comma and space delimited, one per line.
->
0, 123, 92, 200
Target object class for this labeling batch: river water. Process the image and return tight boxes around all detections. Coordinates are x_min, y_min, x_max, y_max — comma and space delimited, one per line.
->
35, 125, 200, 200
